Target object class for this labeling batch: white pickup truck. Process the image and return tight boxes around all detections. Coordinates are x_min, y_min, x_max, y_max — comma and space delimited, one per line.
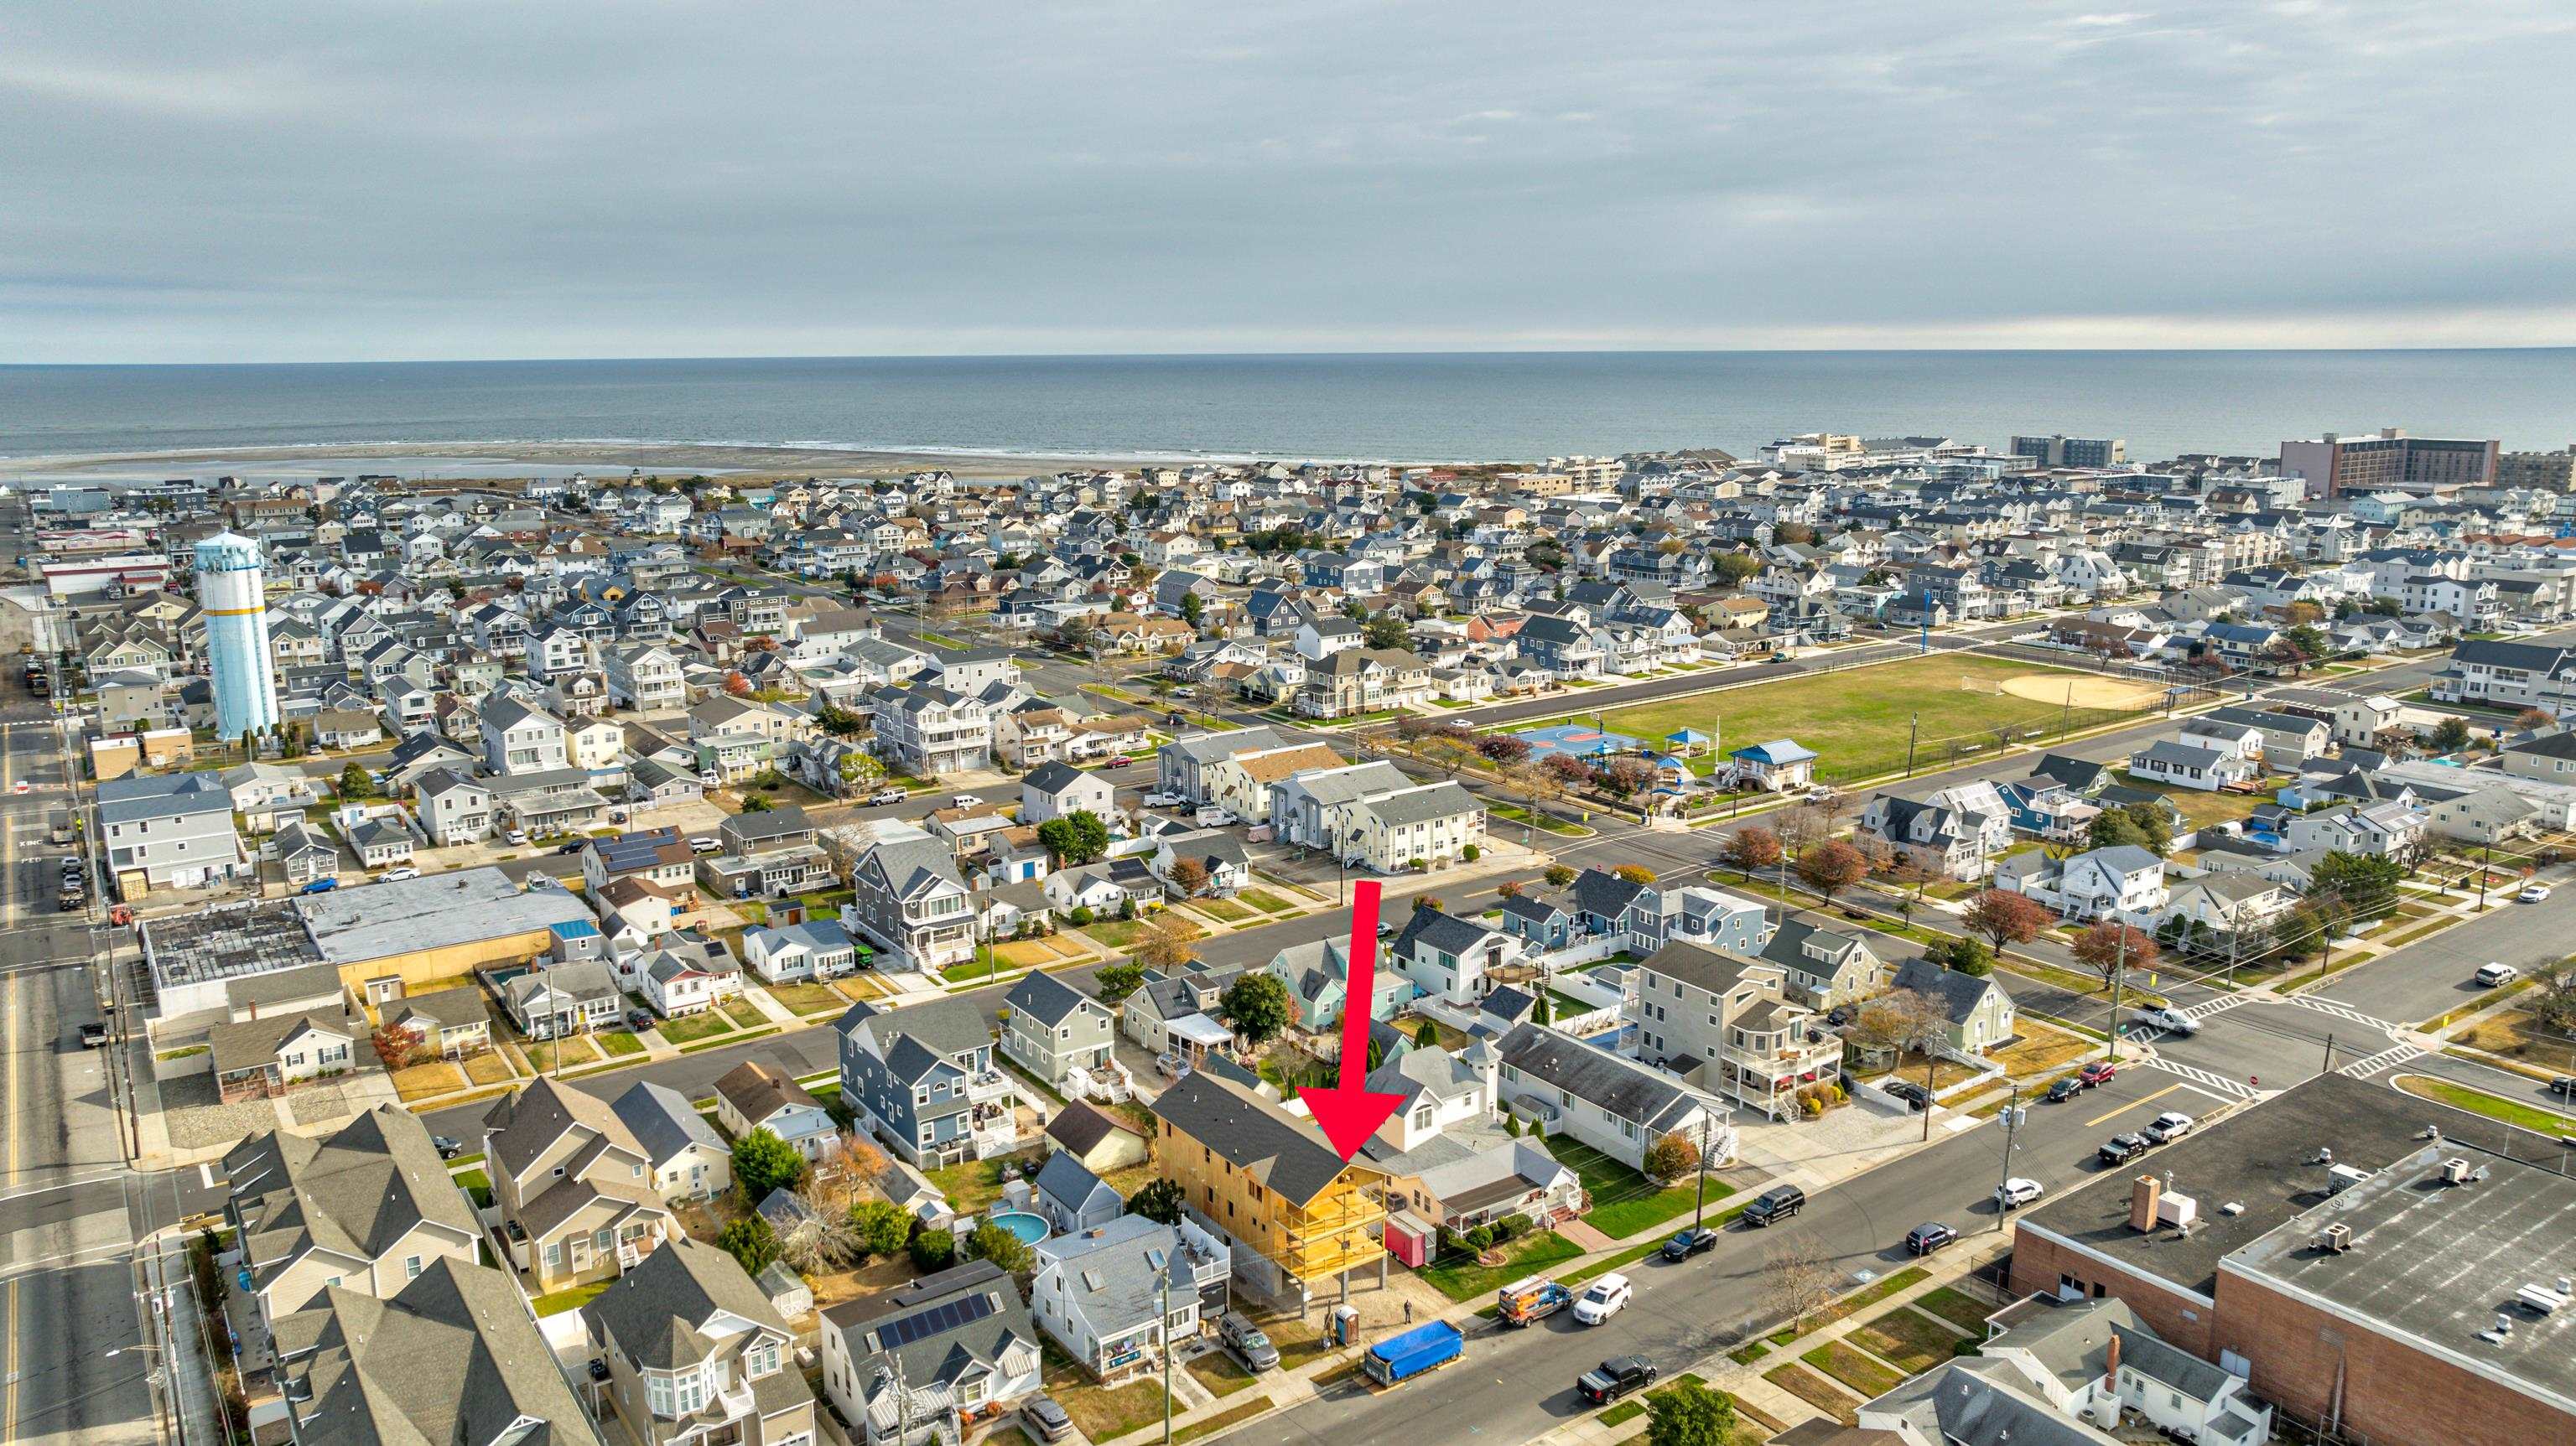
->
2136, 1006, 2199, 1036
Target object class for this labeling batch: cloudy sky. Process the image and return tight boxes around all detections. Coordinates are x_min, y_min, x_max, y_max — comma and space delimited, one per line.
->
8, 1, 2575, 362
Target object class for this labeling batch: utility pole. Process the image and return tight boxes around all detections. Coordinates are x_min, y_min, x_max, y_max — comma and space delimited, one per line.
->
1161, 1262, 1176, 1446
2106, 926, 2129, 1062
1993, 1083, 2021, 1234
1691, 1113, 1713, 1232
1904, 713, 1920, 778
2322, 1031, 2335, 1075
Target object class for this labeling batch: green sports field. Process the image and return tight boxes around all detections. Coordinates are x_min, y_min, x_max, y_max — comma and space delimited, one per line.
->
1526, 653, 2156, 785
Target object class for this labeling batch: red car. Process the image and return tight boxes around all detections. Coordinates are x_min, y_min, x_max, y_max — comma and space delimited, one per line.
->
1104, 754, 1134, 769
2079, 1060, 2118, 1087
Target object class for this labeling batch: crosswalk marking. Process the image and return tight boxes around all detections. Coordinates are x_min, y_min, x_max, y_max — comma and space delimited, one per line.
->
2176, 995, 2249, 1023
2140, 1058, 2260, 1101
2288, 996, 2402, 1034
2338, 1044, 2424, 1079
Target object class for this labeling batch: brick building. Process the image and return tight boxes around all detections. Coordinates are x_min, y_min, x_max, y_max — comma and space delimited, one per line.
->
2006, 1072, 2576, 1445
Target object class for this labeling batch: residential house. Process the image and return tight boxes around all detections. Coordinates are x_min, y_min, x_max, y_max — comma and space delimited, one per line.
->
1031, 1151, 1125, 1237
1000, 970, 1117, 1091
1028, 1214, 1230, 1381
480, 1076, 676, 1293
382, 987, 491, 1060
96, 770, 246, 892
209, 1009, 371, 1102
220, 1106, 482, 1330
1043, 1100, 1150, 1177
836, 998, 1016, 1166
1858, 781, 2014, 880
1388, 908, 1520, 1007
2281, 800, 2426, 859
1997, 844, 2170, 924
610, 1081, 734, 1202
1888, 957, 2018, 1058
586, 1237, 816, 1446
1146, 1070, 1389, 1302
741, 919, 865, 983
1020, 759, 1118, 824
1625, 941, 1843, 1121
713, 1060, 844, 1163
1264, 936, 1406, 1032
1492, 1022, 1727, 1174
848, 832, 977, 975
820, 1262, 1043, 1446
499, 958, 621, 1039
2130, 739, 2264, 792
413, 768, 495, 845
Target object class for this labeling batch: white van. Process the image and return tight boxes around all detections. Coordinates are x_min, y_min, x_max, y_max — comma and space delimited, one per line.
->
2475, 961, 2519, 987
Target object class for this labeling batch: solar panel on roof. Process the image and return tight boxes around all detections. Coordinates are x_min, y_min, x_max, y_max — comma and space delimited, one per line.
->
876, 1293, 996, 1350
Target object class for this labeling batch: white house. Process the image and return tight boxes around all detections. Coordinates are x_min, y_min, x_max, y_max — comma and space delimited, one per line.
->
740, 920, 864, 983
1997, 844, 2168, 925
2128, 739, 2262, 792
1387, 908, 1520, 1007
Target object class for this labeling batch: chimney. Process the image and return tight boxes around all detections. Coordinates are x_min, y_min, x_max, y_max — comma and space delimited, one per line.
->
2103, 1329, 2122, 1392
2129, 1174, 2163, 1233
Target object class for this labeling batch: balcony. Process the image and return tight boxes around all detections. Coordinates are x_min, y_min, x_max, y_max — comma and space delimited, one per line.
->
964, 1070, 1015, 1107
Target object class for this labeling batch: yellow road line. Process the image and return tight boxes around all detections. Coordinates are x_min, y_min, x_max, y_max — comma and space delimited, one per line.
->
2084, 1081, 2184, 1129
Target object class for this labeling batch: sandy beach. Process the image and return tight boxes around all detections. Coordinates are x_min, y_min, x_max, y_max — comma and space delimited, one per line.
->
0, 439, 1288, 485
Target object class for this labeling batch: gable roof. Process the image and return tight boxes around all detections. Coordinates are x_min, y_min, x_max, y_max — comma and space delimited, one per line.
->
1148, 1070, 1368, 1208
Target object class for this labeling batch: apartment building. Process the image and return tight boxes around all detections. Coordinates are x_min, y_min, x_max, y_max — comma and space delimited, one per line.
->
97, 770, 246, 892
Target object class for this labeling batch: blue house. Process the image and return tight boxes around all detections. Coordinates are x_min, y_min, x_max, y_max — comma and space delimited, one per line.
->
835, 998, 1011, 1168
1497, 892, 1576, 949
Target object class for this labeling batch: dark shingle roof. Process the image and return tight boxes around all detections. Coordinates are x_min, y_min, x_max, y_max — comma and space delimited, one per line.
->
1148, 1070, 1364, 1207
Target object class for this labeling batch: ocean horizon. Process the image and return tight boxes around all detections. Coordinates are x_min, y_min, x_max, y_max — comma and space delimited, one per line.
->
5, 348, 2573, 468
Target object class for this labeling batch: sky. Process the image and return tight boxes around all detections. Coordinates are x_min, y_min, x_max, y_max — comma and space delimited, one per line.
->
8, 1, 2576, 363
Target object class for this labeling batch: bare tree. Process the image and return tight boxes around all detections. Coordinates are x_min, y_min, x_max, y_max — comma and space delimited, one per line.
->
1773, 805, 1830, 858
776, 1174, 867, 1272
1761, 1235, 1840, 1335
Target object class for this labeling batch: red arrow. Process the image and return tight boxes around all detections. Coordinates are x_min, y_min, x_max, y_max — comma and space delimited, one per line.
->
1301, 879, 1406, 1161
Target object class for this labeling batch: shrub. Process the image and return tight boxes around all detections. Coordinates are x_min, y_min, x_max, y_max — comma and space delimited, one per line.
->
907, 1226, 956, 1272
1068, 905, 1096, 926
1466, 1225, 1494, 1250
1462, 843, 1480, 862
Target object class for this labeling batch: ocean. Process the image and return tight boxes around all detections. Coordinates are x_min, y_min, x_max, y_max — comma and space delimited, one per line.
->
3, 350, 2573, 467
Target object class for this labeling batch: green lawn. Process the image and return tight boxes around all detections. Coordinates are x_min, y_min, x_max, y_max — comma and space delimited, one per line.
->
1194, 897, 1254, 923
765, 982, 849, 1016
2395, 1075, 2576, 1134
1238, 889, 1298, 915
656, 1012, 735, 1044
1183, 1350, 1259, 1398
1912, 1286, 1999, 1335
1416, 1230, 1584, 1303
452, 1167, 494, 1210
719, 996, 766, 1028
597, 1030, 646, 1057
1538, 654, 2149, 785
1550, 1138, 1735, 1240
531, 1279, 613, 1317
1802, 1340, 1904, 1398
1850, 1307, 1976, 1374
924, 1148, 1046, 1215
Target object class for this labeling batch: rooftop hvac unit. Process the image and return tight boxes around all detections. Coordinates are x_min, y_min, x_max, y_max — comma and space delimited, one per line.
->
2318, 1222, 2353, 1253
2443, 1157, 2475, 1186
2516, 1280, 2572, 1315
2327, 1164, 2368, 1195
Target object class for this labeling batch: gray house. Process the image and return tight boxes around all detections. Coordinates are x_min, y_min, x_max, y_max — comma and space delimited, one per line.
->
1000, 971, 1116, 1090
836, 998, 1015, 1166
1031, 1151, 1124, 1236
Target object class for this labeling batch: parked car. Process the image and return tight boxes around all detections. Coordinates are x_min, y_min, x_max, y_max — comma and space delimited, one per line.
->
1140, 790, 1181, 807
2079, 1060, 2118, 1086
2044, 1077, 2084, 1104
2137, 1006, 2198, 1035
2550, 1075, 2576, 1098
77, 1021, 109, 1049
298, 878, 340, 895
951, 793, 983, 808
554, 839, 586, 855
2520, 884, 2553, 903
430, 1135, 463, 1159
1104, 754, 1133, 769
505, 827, 530, 846
1576, 1356, 1658, 1406
2477, 961, 2519, 987
689, 834, 721, 853
1572, 1274, 1631, 1324
1220, 1312, 1279, 1371
868, 786, 906, 806
1883, 1079, 1931, 1110
1996, 1177, 2045, 1210
1740, 1184, 1805, 1227
2099, 1132, 2150, 1165
626, 1008, 655, 1030
1022, 1397, 1075, 1443
1904, 1221, 1957, 1257
1660, 1226, 1721, 1262
2143, 1110, 2196, 1143
379, 866, 420, 882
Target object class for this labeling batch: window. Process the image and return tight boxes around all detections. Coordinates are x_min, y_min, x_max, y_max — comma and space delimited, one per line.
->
543, 1242, 563, 1267
647, 1373, 673, 1417
403, 1255, 423, 1278
595, 1227, 615, 1252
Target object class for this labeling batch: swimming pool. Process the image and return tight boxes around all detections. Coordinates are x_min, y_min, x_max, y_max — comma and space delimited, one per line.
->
989, 1210, 1051, 1246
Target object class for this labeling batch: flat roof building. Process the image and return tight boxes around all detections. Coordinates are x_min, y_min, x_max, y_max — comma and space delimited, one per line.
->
2280, 428, 2499, 498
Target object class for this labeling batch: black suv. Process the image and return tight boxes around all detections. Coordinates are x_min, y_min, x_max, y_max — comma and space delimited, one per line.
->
1905, 1221, 1958, 1256
1883, 1080, 1931, 1111
2044, 1076, 2084, 1104
1741, 1184, 1805, 1227
2099, 1132, 2150, 1165
1577, 1356, 1658, 1406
